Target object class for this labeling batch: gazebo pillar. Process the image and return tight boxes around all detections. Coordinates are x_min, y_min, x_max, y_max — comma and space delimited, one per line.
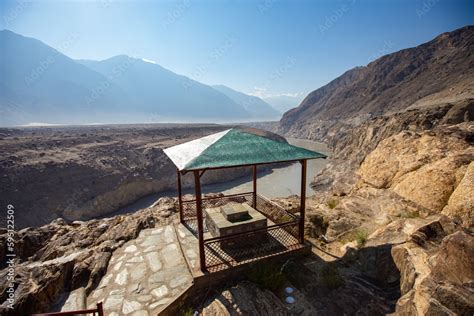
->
193, 170, 206, 271
299, 160, 307, 244
177, 169, 183, 224
252, 165, 257, 208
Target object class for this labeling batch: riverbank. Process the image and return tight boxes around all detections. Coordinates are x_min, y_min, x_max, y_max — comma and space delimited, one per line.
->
208, 138, 329, 197
0, 124, 247, 228
1, 124, 322, 228
99, 137, 329, 219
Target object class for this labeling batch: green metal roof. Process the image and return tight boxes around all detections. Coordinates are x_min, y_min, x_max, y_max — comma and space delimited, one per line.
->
164, 128, 326, 171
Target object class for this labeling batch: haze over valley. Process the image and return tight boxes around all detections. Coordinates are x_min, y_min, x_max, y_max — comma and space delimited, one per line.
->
0, 30, 282, 126
1, 1, 473, 315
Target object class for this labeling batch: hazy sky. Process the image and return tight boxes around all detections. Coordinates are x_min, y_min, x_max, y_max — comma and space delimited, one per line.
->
1, 0, 473, 98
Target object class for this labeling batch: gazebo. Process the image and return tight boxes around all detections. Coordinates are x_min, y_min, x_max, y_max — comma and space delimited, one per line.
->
164, 127, 326, 272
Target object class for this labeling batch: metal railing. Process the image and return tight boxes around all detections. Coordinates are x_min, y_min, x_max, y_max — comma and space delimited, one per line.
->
32, 302, 104, 316
204, 221, 300, 272
181, 192, 302, 271
181, 192, 254, 234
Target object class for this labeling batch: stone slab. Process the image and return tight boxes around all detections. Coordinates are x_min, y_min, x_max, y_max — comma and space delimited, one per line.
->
221, 203, 250, 222
205, 203, 267, 237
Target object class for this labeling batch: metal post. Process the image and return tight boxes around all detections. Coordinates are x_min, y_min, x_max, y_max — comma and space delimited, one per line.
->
299, 160, 307, 244
194, 170, 206, 272
177, 169, 183, 224
252, 165, 257, 208
97, 302, 104, 316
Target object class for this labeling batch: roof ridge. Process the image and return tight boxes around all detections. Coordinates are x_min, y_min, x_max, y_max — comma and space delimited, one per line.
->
181, 128, 326, 171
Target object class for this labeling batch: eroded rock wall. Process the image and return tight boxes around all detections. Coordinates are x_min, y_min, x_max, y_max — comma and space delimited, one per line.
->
0, 197, 176, 315
0, 125, 284, 228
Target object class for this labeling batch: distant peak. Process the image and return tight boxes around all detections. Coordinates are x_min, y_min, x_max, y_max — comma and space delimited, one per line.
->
141, 58, 158, 65
0, 29, 15, 34
106, 54, 133, 61
0, 29, 29, 39
104, 55, 161, 66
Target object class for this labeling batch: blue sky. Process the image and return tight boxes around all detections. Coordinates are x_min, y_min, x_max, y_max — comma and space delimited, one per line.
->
1, 0, 473, 99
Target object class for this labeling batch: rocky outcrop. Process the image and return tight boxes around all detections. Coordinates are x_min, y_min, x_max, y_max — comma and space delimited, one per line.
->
0, 197, 176, 315
357, 129, 471, 190
0, 125, 217, 228
201, 281, 289, 316
355, 125, 473, 227
311, 99, 473, 197
301, 109, 473, 248
271, 26, 474, 316
442, 161, 474, 229
392, 224, 474, 315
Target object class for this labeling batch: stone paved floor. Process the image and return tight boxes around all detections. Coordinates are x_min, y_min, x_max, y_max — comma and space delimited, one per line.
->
175, 223, 201, 276
87, 225, 193, 315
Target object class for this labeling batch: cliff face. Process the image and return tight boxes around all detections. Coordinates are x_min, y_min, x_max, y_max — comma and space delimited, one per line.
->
392, 227, 474, 315
0, 197, 176, 315
0, 125, 222, 228
280, 26, 474, 233
357, 124, 473, 225
311, 99, 473, 202
202, 216, 473, 316
279, 26, 474, 139
272, 26, 474, 315
0, 125, 286, 229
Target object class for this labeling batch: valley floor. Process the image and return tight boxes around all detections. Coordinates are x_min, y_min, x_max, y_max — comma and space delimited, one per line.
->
1, 104, 473, 315
0, 123, 241, 228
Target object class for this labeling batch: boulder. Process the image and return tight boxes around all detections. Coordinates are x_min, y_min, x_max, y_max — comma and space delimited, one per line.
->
392, 226, 474, 315
358, 131, 471, 190
354, 128, 473, 227
392, 153, 472, 214
442, 161, 474, 229
201, 281, 288, 316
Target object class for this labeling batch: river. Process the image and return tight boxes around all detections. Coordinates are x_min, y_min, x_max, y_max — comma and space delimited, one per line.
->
203, 138, 330, 197
105, 138, 329, 217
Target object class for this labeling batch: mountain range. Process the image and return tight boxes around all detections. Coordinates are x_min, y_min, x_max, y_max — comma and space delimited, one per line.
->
278, 26, 473, 315
0, 30, 281, 126
262, 94, 304, 113
279, 25, 474, 136
211, 84, 280, 120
